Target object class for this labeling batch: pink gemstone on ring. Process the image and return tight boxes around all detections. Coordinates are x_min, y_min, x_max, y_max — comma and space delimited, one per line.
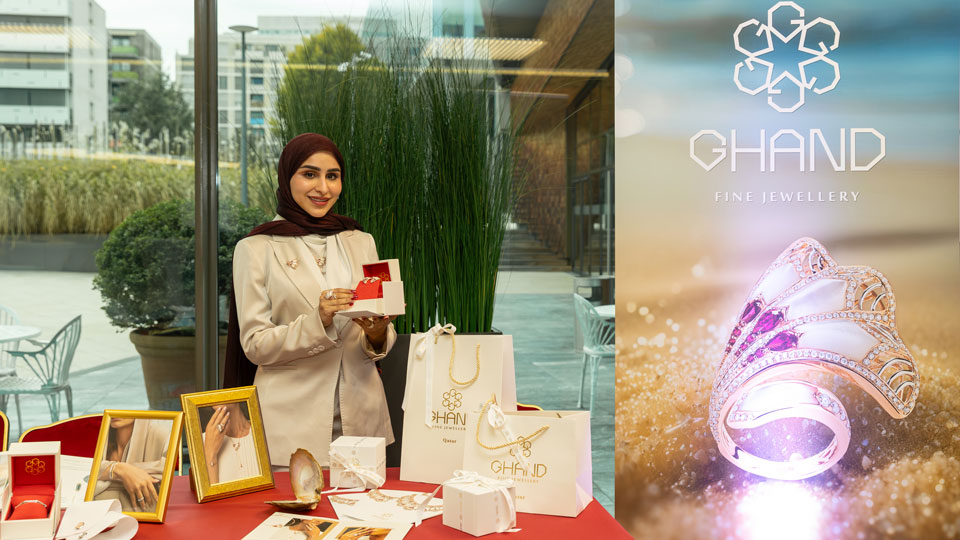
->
754, 310, 783, 333
740, 300, 762, 323
767, 331, 798, 352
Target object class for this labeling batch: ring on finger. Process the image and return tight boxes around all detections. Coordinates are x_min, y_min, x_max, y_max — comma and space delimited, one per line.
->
324, 290, 336, 300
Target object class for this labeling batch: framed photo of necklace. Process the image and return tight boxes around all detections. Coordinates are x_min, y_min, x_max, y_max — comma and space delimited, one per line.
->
181, 386, 274, 502
85, 409, 184, 522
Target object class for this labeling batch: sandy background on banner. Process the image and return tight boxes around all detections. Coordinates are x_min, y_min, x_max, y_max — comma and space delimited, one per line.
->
613, 134, 960, 538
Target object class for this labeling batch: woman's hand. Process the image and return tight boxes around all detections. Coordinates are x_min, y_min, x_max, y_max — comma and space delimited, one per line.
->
354, 315, 396, 349
114, 462, 159, 512
339, 528, 378, 540
203, 406, 229, 464
318, 288, 357, 326
303, 522, 324, 540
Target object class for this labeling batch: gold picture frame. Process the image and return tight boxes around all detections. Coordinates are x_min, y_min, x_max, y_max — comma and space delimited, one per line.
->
84, 409, 184, 523
181, 386, 274, 502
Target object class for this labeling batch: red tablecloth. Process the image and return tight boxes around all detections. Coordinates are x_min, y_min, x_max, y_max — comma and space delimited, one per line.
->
134, 468, 630, 539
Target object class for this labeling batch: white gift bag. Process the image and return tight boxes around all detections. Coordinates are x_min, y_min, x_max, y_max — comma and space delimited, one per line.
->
462, 398, 592, 517
400, 324, 517, 484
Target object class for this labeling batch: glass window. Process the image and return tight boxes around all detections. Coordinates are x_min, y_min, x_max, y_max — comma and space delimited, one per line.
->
234, 76, 242, 88
30, 89, 67, 106
250, 76, 263, 85
0, 1, 197, 442
29, 53, 67, 70
219, 110, 228, 124
0, 88, 29, 106
0, 52, 28, 69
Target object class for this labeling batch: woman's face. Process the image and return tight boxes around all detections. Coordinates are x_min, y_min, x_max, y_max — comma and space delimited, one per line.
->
290, 151, 342, 218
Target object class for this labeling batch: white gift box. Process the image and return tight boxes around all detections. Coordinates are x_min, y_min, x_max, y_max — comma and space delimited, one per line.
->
338, 260, 405, 319
328, 436, 386, 489
441, 475, 516, 537
0, 441, 61, 540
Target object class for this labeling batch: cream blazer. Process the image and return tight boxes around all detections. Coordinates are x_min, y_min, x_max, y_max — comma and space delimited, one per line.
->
233, 228, 397, 466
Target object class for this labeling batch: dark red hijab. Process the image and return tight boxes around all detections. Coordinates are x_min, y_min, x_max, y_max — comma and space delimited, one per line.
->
223, 133, 362, 388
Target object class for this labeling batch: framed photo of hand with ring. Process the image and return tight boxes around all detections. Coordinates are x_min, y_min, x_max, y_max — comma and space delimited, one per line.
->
85, 409, 183, 523
181, 386, 274, 502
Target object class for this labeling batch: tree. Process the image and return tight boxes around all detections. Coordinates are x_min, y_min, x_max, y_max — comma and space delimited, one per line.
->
287, 23, 368, 70
273, 24, 375, 138
111, 72, 192, 139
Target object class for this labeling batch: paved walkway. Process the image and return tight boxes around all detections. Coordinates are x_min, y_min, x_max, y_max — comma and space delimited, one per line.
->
0, 270, 614, 513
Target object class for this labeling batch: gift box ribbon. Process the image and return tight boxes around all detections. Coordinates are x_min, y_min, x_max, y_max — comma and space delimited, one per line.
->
403, 323, 457, 427
414, 470, 519, 533
322, 449, 386, 494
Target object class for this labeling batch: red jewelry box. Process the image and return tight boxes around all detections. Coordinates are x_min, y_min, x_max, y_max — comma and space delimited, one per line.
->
340, 259, 405, 319
0, 441, 61, 539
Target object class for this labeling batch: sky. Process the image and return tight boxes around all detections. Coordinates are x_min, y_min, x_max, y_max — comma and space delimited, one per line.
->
95, 0, 371, 75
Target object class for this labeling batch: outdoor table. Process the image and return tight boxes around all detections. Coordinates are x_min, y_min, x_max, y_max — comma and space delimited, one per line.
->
0, 325, 41, 345
135, 468, 631, 539
0, 325, 41, 376
595, 304, 615, 319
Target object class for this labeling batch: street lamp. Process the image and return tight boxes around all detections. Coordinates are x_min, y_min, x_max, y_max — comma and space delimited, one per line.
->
229, 24, 257, 206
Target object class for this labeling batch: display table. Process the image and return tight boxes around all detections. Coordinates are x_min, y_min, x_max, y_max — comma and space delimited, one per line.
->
134, 468, 630, 539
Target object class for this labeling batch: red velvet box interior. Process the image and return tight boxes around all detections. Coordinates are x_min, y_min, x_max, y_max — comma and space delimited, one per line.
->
363, 262, 393, 282
356, 279, 383, 300
7, 455, 56, 520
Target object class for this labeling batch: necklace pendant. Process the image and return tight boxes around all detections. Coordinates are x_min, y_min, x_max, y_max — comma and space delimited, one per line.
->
316, 256, 326, 269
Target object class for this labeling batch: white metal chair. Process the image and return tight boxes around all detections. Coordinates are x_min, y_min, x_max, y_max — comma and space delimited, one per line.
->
0, 316, 81, 433
573, 294, 615, 412
0, 305, 22, 377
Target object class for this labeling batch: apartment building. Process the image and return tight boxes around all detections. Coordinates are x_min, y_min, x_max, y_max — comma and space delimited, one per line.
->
0, 0, 108, 147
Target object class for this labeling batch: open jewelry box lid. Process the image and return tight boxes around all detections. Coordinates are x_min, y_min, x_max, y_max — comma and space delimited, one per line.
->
340, 259, 405, 318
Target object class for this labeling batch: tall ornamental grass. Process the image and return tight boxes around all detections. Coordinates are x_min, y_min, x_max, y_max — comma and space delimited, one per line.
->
0, 159, 274, 236
272, 43, 519, 333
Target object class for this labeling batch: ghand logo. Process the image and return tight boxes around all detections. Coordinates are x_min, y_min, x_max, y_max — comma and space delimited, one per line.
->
441, 389, 462, 412
24, 458, 46, 475
734, 1, 840, 113
433, 388, 466, 427
689, 3, 885, 174
492, 437, 548, 479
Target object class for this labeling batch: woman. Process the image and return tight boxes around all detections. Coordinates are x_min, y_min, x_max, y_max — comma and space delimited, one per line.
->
94, 417, 171, 512
202, 402, 259, 483
224, 133, 397, 468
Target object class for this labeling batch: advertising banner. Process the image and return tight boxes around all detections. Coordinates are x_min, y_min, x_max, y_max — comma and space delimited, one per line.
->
615, 1, 960, 537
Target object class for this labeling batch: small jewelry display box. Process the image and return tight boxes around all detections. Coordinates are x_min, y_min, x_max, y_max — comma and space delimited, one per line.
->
328, 436, 386, 489
0, 441, 61, 540
339, 259, 405, 319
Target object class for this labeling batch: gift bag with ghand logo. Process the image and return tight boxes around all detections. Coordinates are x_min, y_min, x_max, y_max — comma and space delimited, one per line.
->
400, 325, 517, 484
462, 397, 592, 517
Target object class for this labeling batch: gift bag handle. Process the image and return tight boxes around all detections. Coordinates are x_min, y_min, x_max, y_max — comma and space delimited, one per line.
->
442, 332, 481, 387
475, 396, 549, 451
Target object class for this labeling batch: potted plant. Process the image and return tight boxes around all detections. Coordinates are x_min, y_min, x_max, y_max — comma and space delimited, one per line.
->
93, 198, 268, 410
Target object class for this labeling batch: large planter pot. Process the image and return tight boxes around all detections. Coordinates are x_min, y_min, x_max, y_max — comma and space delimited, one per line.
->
130, 330, 227, 410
